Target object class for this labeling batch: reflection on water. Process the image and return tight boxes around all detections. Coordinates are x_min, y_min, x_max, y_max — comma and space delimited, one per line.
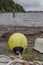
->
0, 13, 43, 26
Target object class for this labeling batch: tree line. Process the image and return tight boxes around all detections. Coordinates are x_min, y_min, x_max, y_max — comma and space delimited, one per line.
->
0, 0, 25, 12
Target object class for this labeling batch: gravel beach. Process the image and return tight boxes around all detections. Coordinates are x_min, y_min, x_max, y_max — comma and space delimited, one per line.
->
0, 25, 43, 55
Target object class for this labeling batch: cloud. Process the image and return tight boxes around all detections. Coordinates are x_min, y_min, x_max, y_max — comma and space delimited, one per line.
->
13, 0, 43, 11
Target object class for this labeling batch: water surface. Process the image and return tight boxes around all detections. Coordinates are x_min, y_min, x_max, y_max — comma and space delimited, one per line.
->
0, 13, 43, 27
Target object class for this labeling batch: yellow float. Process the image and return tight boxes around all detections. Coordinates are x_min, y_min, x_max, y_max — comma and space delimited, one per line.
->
8, 33, 27, 54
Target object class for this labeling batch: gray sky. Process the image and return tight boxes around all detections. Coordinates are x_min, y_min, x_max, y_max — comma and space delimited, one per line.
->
13, 0, 43, 11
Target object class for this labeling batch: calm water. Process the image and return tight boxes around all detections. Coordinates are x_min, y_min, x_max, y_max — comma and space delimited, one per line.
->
0, 13, 43, 26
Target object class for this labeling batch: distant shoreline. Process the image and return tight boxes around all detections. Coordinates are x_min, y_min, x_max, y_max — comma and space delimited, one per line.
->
0, 11, 25, 14
26, 11, 43, 13
0, 11, 43, 13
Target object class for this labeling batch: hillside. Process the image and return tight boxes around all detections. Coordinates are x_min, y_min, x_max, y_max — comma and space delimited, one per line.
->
0, 0, 25, 12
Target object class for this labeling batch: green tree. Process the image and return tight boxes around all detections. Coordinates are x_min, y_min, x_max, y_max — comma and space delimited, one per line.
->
0, 0, 25, 12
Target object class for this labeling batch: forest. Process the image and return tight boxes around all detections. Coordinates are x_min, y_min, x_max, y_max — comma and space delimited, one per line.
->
0, 0, 25, 12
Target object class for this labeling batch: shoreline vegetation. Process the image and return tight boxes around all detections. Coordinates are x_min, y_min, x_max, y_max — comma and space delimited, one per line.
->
0, 0, 25, 13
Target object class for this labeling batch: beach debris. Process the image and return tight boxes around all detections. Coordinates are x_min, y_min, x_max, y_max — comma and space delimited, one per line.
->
33, 38, 43, 53
0, 55, 43, 65
8, 33, 27, 54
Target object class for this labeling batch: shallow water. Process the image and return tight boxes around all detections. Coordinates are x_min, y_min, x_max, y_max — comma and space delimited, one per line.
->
0, 13, 43, 26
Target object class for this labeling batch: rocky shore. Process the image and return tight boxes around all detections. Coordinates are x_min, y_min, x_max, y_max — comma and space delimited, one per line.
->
0, 25, 43, 60
0, 25, 43, 42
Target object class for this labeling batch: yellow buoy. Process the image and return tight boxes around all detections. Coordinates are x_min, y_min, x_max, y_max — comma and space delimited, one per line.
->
8, 33, 27, 54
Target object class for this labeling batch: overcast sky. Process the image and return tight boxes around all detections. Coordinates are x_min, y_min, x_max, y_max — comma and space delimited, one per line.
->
13, 0, 43, 11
